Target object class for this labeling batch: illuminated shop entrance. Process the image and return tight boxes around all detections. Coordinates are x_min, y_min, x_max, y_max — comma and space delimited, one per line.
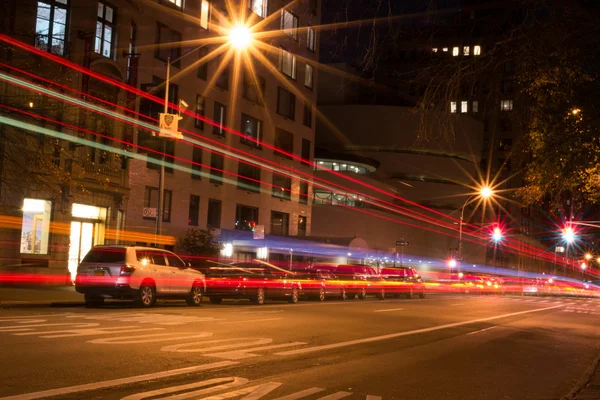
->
68, 204, 107, 282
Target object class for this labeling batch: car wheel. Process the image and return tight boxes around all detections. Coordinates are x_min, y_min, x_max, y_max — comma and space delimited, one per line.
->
318, 287, 326, 302
84, 295, 104, 308
340, 287, 347, 300
288, 286, 299, 304
250, 288, 265, 305
209, 296, 223, 304
136, 283, 156, 308
359, 287, 367, 300
186, 285, 203, 306
377, 289, 385, 300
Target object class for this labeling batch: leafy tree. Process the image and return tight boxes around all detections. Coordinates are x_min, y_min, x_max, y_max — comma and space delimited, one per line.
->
180, 228, 222, 262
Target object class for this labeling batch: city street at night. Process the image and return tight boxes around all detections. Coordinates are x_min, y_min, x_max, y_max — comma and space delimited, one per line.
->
1, 294, 599, 400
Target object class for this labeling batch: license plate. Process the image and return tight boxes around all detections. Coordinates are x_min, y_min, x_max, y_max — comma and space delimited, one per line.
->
93, 270, 105, 276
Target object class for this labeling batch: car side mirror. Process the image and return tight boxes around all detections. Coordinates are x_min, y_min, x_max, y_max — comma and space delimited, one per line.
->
186, 262, 192, 268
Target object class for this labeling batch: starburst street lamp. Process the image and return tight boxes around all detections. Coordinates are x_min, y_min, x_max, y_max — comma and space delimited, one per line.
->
457, 186, 494, 269
228, 25, 253, 50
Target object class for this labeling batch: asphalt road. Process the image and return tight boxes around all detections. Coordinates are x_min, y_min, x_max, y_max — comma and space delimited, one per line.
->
0, 294, 599, 400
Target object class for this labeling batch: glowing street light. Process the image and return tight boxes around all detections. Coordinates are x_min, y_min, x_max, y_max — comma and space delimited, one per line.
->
596, 257, 600, 264
458, 185, 495, 270
492, 226, 503, 242
562, 226, 575, 244
585, 253, 592, 260
229, 25, 253, 50
448, 259, 457, 268
480, 186, 493, 199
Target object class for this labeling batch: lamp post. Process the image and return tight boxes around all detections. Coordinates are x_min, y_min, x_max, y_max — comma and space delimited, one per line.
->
581, 262, 587, 280
458, 186, 493, 272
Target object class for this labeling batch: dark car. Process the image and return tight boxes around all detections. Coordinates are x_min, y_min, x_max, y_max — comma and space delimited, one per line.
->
380, 267, 426, 298
295, 269, 346, 301
204, 262, 301, 305
319, 264, 385, 300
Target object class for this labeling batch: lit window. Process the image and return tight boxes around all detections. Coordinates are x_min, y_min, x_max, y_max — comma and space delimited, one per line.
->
442, 47, 448, 52
461, 101, 468, 113
500, 100, 513, 111
35, 0, 69, 56
463, 46, 470, 56
450, 101, 457, 113
452, 47, 459, 56
250, 0, 267, 18
306, 26, 316, 51
95, 2, 115, 58
20, 199, 52, 255
473, 101, 479, 113
474, 45, 481, 55
272, 174, 292, 200
304, 64, 314, 89
167, 0, 182, 7
278, 47, 297, 79
280, 9, 298, 40
213, 102, 227, 135
200, 0, 210, 30
240, 113, 262, 148
432, 48, 438, 52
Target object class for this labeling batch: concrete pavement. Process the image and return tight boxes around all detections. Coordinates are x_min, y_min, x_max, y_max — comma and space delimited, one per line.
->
0, 294, 599, 399
0, 285, 84, 307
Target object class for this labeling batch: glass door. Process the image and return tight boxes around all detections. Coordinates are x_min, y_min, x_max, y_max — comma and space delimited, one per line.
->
68, 222, 95, 282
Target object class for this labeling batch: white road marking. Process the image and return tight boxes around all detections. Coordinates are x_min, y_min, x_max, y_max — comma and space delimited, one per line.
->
316, 392, 353, 400
237, 310, 285, 314
21, 326, 164, 338
373, 308, 404, 313
466, 326, 498, 335
275, 305, 563, 356
88, 332, 213, 344
0, 322, 98, 332
162, 338, 272, 353
121, 377, 248, 400
205, 342, 307, 360
218, 318, 283, 325
0, 361, 238, 400
66, 313, 219, 326
366, 396, 383, 400
449, 303, 465, 306
273, 388, 325, 400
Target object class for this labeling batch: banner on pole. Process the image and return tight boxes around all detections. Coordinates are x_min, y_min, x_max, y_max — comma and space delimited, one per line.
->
159, 113, 183, 139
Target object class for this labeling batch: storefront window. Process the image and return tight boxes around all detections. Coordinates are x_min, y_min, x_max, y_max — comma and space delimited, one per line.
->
20, 199, 52, 254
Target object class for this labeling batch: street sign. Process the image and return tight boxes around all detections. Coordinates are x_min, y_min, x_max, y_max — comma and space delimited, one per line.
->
253, 225, 264, 240
159, 113, 183, 139
555, 246, 565, 253
143, 207, 157, 218
396, 240, 409, 246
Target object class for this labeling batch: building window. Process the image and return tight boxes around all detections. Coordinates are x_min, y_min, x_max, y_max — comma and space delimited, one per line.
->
192, 146, 202, 180
235, 204, 259, 231
297, 215, 307, 236
278, 47, 297, 79
240, 114, 262, 148
272, 174, 292, 200
274, 128, 293, 157
243, 73, 265, 105
35, 0, 69, 56
299, 182, 309, 204
200, 0, 210, 29
303, 102, 312, 127
472, 101, 479, 113
280, 9, 298, 39
301, 138, 311, 165
463, 46, 470, 56
432, 47, 438, 53
238, 163, 261, 193
20, 199, 52, 255
307, 25, 316, 51
198, 47, 208, 79
499, 138, 513, 152
210, 153, 224, 184
305, 64, 314, 89
442, 47, 448, 52
167, 0, 182, 7
126, 20, 137, 82
250, 0, 268, 18
500, 100, 513, 111
270, 211, 289, 236
207, 199, 221, 228
500, 80, 514, 94
95, 2, 115, 58
450, 101, 457, 113
213, 102, 227, 135
188, 195, 200, 226
474, 45, 481, 55
155, 23, 182, 65
143, 187, 171, 222
461, 101, 468, 113
308, 0, 318, 15
452, 47, 459, 56
215, 59, 229, 90
195, 95, 205, 129
277, 87, 295, 119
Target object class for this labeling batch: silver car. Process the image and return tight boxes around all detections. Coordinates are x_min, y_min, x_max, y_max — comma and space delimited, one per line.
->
75, 245, 205, 307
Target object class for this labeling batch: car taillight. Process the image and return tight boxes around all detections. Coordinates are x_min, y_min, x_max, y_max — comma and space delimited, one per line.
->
120, 265, 135, 276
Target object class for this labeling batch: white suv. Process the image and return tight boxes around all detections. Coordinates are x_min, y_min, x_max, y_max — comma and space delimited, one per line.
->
75, 245, 206, 308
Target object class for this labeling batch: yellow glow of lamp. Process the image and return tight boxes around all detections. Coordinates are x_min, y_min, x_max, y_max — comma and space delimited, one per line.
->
229, 25, 252, 50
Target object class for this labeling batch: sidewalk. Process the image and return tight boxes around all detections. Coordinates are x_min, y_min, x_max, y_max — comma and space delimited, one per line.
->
562, 349, 600, 400
0, 285, 84, 308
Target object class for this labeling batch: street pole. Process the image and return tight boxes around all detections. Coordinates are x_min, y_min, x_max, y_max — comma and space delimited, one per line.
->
155, 57, 170, 246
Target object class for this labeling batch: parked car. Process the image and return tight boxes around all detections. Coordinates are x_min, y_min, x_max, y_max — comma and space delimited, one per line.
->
295, 269, 346, 301
481, 276, 506, 295
204, 261, 301, 305
75, 245, 206, 308
380, 267, 426, 298
319, 264, 371, 300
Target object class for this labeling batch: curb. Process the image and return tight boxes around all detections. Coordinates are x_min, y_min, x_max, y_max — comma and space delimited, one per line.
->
562, 348, 600, 400
0, 301, 85, 309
